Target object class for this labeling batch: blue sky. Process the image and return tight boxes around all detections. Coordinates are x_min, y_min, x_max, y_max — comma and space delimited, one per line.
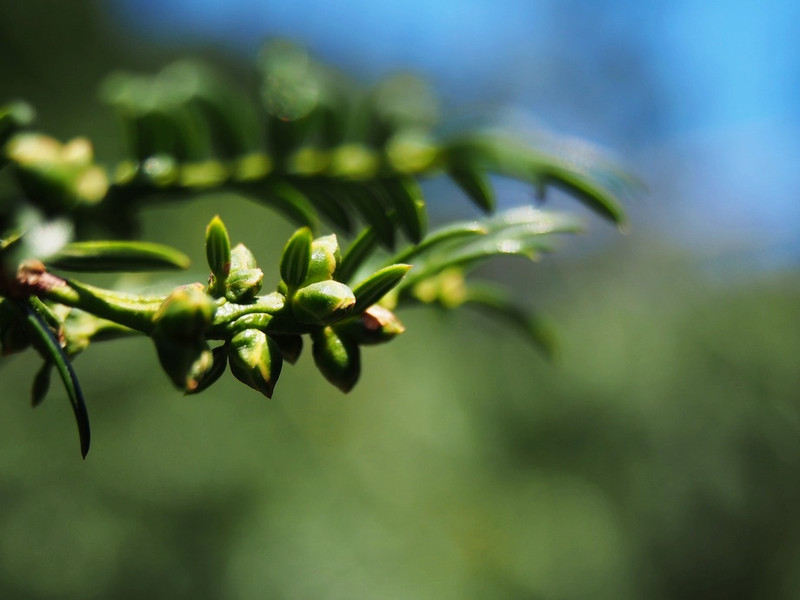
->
111, 0, 800, 266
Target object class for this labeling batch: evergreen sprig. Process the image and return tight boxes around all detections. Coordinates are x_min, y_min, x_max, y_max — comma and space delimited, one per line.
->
0, 42, 634, 457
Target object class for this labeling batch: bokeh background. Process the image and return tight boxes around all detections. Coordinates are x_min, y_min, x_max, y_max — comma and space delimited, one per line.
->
1, 0, 799, 598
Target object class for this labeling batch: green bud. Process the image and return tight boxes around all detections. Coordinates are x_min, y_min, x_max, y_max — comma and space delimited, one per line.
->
153, 332, 215, 393
351, 264, 411, 312
328, 144, 379, 179
225, 268, 264, 303
223, 312, 273, 336
61, 137, 94, 167
6, 133, 109, 212
153, 284, 214, 339
313, 234, 341, 261
228, 329, 283, 398
230, 243, 258, 271
334, 305, 405, 346
302, 234, 341, 285
271, 333, 303, 364
411, 268, 466, 308
291, 280, 355, 325
288, 146, 329, 175
205, 215, 231, 296
312, 326, 360, 393
211, 293, 284, 327
140, 154, 178, 186
385, 131, 438, 174
234, 153, 272, 181
74, 165, 108, 205
11, 157, 77, 214
185, 345, 228, 395
225, 243, 263, 302
279, 227, 313, 289
179, 160, 229, 188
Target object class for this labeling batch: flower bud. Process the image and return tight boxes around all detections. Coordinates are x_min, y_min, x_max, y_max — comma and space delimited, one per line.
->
205, 215, 231, 296
228, 329, 282, 398
328, 144, 378, 179
185, 345, 228, 395
279, 227, 313, 289
291, 280, 355, 325
302, 234, 341, 285
153, 284, 214, 339
140, 154, 178, 186
230, 243, 258, 271
225, 243, 263, 302
225, 268, 264, 303
312, 326, 361, 393
153, 332, 214, 393
333, 305, 405, 346
6, 133, 109, 212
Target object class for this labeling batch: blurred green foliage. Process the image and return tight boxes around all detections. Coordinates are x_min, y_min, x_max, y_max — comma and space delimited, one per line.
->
2, 1, 799, 598
2, 243, 799, 599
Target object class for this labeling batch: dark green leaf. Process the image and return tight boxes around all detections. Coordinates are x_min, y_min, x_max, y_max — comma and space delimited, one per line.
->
260, 180, 319, 231
28, 296, 62, 332
11, 298, 90, 458
351, 264, 411, 312
343, 183, 396, 248
337, 226, 380, 284
444, 134, 629, 226
448, 166, 495, 213
383, 177, 427, 243
538, 163, 626, 226
295, 180, 354, 235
